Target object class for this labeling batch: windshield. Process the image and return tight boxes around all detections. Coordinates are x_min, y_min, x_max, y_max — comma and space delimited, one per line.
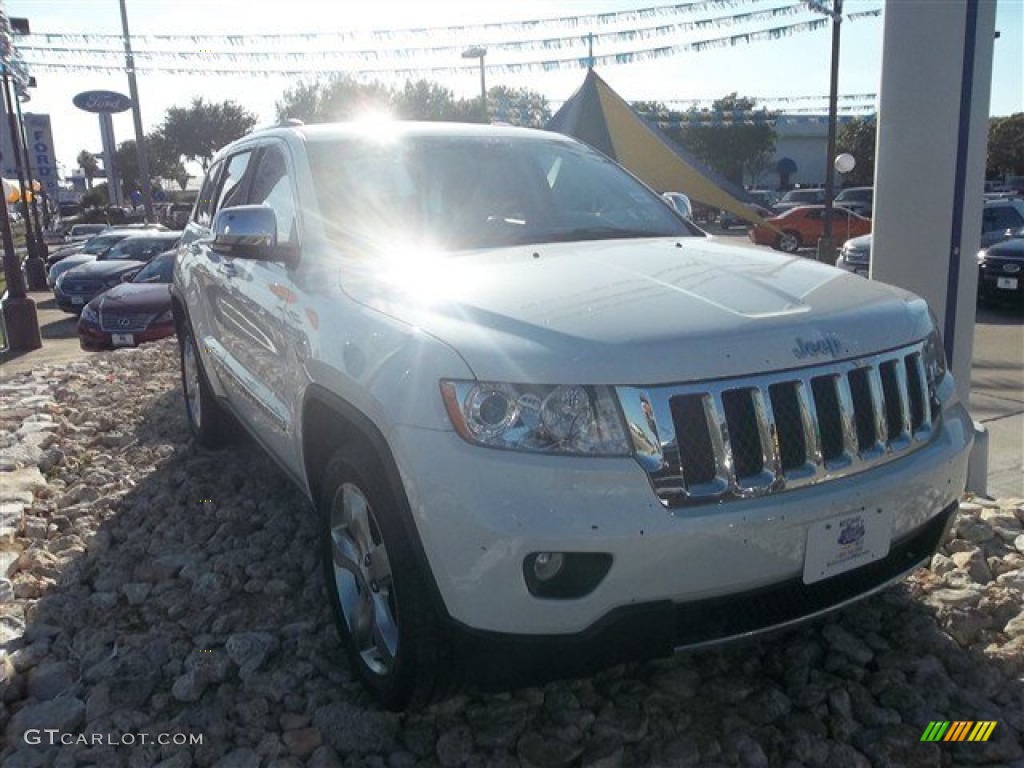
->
782, 190, 821, 203
837, 189, 872, 201
132, 251, 175, 283
82, 234, 127, 254
104, 237, 177, 261
308, 134, 695, 252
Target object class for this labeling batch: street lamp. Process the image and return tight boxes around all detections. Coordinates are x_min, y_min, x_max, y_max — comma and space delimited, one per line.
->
816, 0, 843, 265
461, 46, 487, 121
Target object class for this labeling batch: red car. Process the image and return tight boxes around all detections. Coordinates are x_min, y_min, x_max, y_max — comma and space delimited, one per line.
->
749, 205, 872, 253
77, 251, 176, 351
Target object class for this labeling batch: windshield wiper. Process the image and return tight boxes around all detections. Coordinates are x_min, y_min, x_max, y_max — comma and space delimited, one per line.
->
538, 226, 665, 243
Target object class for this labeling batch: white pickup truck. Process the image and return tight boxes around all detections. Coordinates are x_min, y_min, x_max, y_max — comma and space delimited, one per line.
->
172, 122, 972, 708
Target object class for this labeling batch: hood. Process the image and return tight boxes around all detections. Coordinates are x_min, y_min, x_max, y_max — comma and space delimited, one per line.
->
93, 283, 172, 314
65, 259, 146, 281
843, 234, 873, 250
53, 253, 96, 274
341, 237, 934, 385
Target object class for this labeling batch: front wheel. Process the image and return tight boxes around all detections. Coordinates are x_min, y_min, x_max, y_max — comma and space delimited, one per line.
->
320, 447, 453, 709
776, 231, 801, 253
179, 326, 234, 448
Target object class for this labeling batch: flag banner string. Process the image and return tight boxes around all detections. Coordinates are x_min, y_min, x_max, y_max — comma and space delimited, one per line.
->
16, 3, 814, 61
17, 14, 873, 78
24, 0, 767, 46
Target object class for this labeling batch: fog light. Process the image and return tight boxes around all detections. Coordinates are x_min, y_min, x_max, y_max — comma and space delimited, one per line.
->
532, 552, 564, 582
523, 552, 613, 599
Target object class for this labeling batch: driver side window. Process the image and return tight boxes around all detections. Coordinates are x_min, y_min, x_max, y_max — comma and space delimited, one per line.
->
248, 145, 298, 245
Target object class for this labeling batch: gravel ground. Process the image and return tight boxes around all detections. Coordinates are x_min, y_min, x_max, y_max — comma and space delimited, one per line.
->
1, 339, 1022, 768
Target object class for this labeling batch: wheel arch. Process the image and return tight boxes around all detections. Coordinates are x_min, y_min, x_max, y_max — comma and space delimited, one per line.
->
299, 385, 449, 610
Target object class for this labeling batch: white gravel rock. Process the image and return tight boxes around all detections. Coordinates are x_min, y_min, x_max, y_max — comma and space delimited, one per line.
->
0, 341, 1021, 767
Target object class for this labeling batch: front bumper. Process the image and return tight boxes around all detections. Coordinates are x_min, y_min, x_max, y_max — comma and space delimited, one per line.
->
978, 265, 1024, 303
392, 400, 971, 637
836, 255, 870, 276
78, 319, 175, 351
449, 502, 956, 686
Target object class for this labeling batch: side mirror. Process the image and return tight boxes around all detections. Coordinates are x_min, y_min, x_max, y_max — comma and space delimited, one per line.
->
121, 271, 138, 283
210, 205, 298, 265
212, 205, 277, 251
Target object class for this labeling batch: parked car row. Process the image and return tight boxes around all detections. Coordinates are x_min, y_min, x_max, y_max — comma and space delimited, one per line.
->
40, 224, 181, 351
834, 198, 1024, 307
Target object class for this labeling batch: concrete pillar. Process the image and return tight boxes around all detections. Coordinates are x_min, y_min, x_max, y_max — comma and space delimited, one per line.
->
872, 0, 996, 406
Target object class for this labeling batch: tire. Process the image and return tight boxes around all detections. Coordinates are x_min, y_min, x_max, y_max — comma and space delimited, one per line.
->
179, 325, 234, 448
320, 446, 452, 709
776, 231, 801, 253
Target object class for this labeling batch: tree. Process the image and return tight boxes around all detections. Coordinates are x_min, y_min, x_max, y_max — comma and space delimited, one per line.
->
81, 182, 109, 209
276, 76, 395, 123
160, 98, 257, 171
836, 117, 877, 187
114, 134, 186, 198
276, 75, 546, 126
77, 150, 98, 189
488, 85, 551, 128
673, 94, 777, 186
392, 79, 471, 122
987, 113, 1024, 179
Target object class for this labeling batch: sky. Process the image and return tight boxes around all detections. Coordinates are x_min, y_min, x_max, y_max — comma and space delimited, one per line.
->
4, 0, 1023, 181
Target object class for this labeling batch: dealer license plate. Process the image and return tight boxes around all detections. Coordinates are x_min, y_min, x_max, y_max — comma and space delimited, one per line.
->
111, 333, 135, 347
803, 508, 894, 584
997, 277, 1018, 290
71, 296, 84, 305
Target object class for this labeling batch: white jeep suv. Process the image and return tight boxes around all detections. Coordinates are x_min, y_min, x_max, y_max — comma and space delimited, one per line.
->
172, 122, 972, 708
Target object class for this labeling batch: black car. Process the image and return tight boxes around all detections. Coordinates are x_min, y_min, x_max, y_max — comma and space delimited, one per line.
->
977, 236, 1024, 306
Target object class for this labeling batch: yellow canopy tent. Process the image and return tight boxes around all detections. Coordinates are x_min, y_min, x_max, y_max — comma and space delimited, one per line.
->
547, 70, 769, 227
3, 177, 38, 203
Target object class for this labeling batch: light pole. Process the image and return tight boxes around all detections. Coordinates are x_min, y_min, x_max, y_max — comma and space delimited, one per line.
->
817, 0, 843, 265
0, 13, 42, 351
15, 78, 49, 289
462, 46, 487, 121
119, 0, 154, 223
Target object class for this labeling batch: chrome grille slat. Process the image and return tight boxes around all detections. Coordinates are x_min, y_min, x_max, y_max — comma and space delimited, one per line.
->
706, 393, 735, 497
617, 340, 940, 507
887, 360, 913, 450
865, 365, 888, 457
754, 387, 782, 487
834, 373, 859, 467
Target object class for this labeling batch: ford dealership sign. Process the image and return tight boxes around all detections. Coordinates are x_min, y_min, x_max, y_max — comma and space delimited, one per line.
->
73, 90, 133, 114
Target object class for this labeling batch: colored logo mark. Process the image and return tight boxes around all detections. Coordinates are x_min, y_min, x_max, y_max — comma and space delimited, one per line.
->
920, 721, 997, 742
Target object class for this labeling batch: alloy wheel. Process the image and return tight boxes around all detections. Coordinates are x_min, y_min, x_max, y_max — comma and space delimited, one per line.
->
330, 482, 398, 675
182, 336, 202, 430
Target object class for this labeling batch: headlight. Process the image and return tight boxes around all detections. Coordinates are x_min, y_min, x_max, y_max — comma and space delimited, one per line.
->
922, 321, 949, 411
79, 304, 98, 323
441, 380, 630, 455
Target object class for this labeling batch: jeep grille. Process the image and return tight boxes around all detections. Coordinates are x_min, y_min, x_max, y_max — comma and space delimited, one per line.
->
618, 341, 938, 506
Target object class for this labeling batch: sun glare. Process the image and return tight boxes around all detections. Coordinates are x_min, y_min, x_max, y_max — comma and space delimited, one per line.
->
349, 110, 401, 140
380, 244, 466, 303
